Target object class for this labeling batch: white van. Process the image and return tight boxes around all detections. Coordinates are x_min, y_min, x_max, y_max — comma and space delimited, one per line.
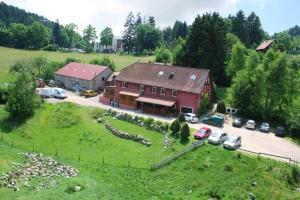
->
39, 88, 67, 99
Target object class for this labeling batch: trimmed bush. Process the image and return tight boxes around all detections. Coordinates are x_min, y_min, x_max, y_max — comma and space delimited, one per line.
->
90, 108, 105, 119
180, 123, 190, 142
217, 101, 226, 114
178, 113, 186, 123
198, 97, 211, 116
170, 119, 181, 136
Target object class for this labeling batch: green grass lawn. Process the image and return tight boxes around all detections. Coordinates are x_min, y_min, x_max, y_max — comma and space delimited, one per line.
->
0, 46, 154, 82
0, 103, 299, 199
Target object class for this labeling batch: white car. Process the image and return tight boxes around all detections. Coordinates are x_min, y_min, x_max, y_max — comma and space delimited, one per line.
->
246, 120, 256, 130
184, 113, 198, 123
260, 123, 270, 133
208, 131, 228, 145
223, 135, 242, 150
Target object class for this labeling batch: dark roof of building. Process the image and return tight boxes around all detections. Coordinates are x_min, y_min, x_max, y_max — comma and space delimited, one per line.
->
55, 62, 109, 80
256, 39, 274, 51
116, 62, 210, 94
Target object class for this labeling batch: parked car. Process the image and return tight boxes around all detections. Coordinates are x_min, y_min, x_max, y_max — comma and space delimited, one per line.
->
80, 90, 98, 98
275, 127, 286, 137
260, 123, 270, 133
232, 117, 243, 127
202, 114, 224, 127
184, 113, 198, 123
194, 127, 212, 140
246, 120, 256, 130
208, 131, 228, 145
39, 87, 67, 99
223, 135, 242, 150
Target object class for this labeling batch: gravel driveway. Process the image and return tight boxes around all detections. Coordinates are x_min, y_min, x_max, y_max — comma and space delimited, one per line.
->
47, 90, 300, 163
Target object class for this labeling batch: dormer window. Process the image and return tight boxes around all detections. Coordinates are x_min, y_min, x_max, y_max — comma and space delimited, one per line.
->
168, 73, 175, 80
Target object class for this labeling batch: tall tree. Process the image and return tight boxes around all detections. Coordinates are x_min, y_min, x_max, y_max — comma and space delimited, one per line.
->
83, 24, 97, 45
172, 21, 188, 39
8, 23, 28, 48
227, 42, 248, 78
135, 12, 142, 27
135, 24, 163, 53
64, 23, 78, 49
122, 12, 136, 53
246, 12, 264, 47
179, 13, 227, 85
26, 22, 50, 49
162, 26, 173, 45
231, 10, 247, 45
100, 27, 114, 50
148, 16, 155, 27
52, 20, 62, 46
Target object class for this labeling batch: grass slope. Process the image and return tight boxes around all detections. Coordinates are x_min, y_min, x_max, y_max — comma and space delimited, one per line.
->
0, 103, 299, 199
0, 46, 153, 82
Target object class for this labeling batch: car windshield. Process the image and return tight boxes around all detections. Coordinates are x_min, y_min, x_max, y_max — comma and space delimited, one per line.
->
211, 132, 222, 138
228, 136, 237, 143
262, 123, 269, 127
198, 129, 206, 134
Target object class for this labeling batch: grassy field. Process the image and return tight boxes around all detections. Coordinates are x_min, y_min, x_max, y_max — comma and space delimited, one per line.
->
0, 103, 299, 199
0, 46, 154, 82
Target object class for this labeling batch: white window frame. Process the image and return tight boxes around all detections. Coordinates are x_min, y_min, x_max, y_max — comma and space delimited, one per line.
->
160, 88, 166, 95
152, 87, 157, 93
122, 81, 128, 88
140, 84, 145, 91
171, 89, 177, 97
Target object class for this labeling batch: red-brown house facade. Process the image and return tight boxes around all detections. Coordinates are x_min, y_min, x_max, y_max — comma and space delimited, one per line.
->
100, 62, 214, 116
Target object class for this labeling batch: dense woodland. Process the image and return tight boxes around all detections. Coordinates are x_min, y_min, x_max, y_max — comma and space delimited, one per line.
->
0, 1, 300, 135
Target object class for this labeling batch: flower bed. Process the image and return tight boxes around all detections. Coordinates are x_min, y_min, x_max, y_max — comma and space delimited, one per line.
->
104, 120, 151, 146
105, 109, 169, 135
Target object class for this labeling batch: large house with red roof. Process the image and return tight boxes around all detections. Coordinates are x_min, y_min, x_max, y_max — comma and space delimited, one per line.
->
100, 62, 214, 116
54, 62, 113, 91
256, 39, 274, 52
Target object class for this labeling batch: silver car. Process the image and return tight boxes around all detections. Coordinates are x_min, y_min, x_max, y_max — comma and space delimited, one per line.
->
208, 131, 228, 145
260, 123, 270, 133
223, 135, 242, 150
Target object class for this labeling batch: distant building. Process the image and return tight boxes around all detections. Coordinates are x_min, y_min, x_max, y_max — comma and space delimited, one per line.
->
54, 62, 113, 91
94, 37, 123, 53
100, 62, 214, 116
256, 39, 274, 52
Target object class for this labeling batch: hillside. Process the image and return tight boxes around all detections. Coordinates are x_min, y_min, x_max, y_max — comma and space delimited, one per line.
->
0, 46, 153, 82
0, 103, 299, 199
0, 1, 54, 28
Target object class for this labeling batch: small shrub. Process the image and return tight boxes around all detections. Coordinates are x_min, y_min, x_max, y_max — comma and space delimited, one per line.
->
178, 113, 186, 123
65, 184, 85, 194
237, 152, 242, 159
217, 101, 226, 114
224, 164, 233, 172
170, 119, 181, 136
90, 108, 105, 119
287, 165, 300, 186
180, 123, 190, 143
64, 57, 81, 64
42, 44, 58, 51
198, 97, 211, 116
90, 57, 116, 71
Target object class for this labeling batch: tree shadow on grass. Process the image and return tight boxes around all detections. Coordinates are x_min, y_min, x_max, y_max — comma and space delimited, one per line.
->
0, 115, 28, 133
180, 138, 190, 145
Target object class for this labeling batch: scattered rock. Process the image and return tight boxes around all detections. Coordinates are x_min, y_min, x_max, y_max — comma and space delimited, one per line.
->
0, 153, 79, 192
74, 185, 81, 192
252, 181, 257, 187
293, 188, 300, 192
248, 192, 256, 200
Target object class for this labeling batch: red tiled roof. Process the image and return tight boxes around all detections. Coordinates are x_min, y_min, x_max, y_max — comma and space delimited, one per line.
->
256, 40, 274, 51
116, 63, 210, 94
55, 62, 109, 80
136, 96, 176, 107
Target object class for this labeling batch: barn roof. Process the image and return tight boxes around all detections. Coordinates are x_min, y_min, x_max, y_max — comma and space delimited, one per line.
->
256, 39, 274, 51
55, 62, 109, 80
116, 62, 210, 94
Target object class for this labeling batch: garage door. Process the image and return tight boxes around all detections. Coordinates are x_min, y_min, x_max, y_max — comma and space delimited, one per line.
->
180, 107, 193, 114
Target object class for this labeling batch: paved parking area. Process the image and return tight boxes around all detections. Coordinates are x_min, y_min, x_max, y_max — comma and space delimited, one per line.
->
47, 90, 300, 163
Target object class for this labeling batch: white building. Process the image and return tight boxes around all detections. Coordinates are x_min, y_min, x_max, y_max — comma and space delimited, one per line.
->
94, 37, 123, 53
